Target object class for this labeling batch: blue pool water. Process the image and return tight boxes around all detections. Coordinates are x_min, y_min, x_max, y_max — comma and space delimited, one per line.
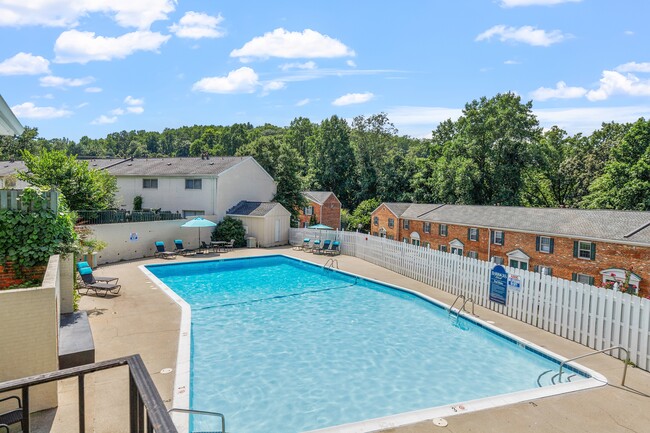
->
147, 256, 583, 433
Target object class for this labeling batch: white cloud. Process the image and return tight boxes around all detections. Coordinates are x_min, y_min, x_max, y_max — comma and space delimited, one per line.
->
124, 95, 144, 106
387, 106, 463, 126
296, 98, 311, 106
586, 70, 650, 101
54, 30, 170, 64
279, 61, 317, 71
169, 11, 225, 39
110, 108, 125, 115
530, 81, 587, 101
346, 60, 357, 68
0, 0, 176, 30
91, 115, 118, 125
231, 28, 355, 61
126, 106, 144, 114
11, 102, 72, 119
0, 52, 50, 75
332, 92, 374, 106
535, 106, 650, 133
500, 0, 581, 7
85, 87, 103, 93
615, 62, 650, 73
504, 59, 520, 65
39, 75, 94, 88
192, 67, 260, 94
262, 81, 285, 92
624, 30, 635, 36
77, 102, 89, 108
476, 25, 567, 47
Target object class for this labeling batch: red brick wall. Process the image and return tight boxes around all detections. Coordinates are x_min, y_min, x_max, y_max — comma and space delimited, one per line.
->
0, 262, 46, 289
319, 195, 341, 230
298, 202, 321, 228
371, 204, 400, 239
369, 210, 650, 295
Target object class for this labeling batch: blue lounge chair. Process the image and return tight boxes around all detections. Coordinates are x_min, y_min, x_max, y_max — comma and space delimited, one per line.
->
77, 267, 121, 297
310, 239, 321, 253
174, 239, 197, 255
76, 262, 119, 283
324, 240, 341, 256
154, 241, 177, 259
314, 239, 331, 254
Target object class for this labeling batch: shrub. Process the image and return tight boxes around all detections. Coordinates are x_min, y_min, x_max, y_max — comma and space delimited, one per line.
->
211, 216, 246, 247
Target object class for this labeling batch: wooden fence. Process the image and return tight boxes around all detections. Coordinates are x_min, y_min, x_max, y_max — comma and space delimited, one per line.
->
0, 189, 59, 211
290, 228, 650, 370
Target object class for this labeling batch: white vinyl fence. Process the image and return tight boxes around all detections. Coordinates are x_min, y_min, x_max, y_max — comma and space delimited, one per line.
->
291, 229, 650, 370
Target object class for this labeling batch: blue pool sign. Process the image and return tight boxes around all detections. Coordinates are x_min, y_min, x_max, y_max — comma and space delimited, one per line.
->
490, 265, 508, 305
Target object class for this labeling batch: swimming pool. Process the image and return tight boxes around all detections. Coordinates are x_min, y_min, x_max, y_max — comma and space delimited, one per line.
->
143, 255, 605, 433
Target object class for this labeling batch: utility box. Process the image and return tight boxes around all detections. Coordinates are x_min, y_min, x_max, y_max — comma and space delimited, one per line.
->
247, 237, 257, 248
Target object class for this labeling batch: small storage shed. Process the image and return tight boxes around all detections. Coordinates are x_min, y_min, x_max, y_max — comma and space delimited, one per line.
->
226, 201, 291, 247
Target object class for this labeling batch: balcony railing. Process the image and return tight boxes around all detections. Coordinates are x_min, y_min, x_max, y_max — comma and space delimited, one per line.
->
0, 354, 178, 433
76, 210, 183, 225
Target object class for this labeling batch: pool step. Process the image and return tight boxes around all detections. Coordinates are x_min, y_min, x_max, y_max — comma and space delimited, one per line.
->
536, 369, 577, 387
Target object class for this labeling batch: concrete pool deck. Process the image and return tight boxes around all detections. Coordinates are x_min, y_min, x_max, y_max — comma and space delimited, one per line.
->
38, 247, 650, 432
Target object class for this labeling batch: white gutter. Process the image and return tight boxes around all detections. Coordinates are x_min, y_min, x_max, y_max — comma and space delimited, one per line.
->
0, 94, 24, 136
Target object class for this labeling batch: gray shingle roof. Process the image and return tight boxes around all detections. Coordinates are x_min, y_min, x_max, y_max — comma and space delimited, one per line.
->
0, 160, 25, 176
105, 157, 249, 176
405, 204, 650, 245
227, 201, 281, 216
382, 202, 413, 217
303, 191, 335, 204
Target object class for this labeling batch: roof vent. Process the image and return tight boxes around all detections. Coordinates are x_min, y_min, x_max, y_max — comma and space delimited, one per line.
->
167, 162, 172, 166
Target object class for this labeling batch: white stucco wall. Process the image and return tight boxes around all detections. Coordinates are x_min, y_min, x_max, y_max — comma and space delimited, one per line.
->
90, 216, 220, 265
0, 255, 60, 411
114, 176, 217, 215
215, 158, 277, 220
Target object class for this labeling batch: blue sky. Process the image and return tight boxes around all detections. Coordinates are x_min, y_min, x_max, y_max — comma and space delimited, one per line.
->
1, 0, 649, 140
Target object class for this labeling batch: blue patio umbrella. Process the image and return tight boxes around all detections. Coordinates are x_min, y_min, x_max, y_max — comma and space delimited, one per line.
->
308, 223, 333, 230
181, 217, 217, 246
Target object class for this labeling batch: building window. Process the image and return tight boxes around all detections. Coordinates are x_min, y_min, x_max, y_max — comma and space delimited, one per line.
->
439, 245, 447, 252
439, 224, 448, 237
492, 256, 504, 265
142, 178, 158, 189
403, 219, 410, 229
468, 227, 479, 241
423, 242, 430, 248
372, 231, 378, 236
185, 179, 202, 190
536, 236, 554, 254
509, 258, 528, 270
304, 206, 314, 216
451, 246, 463, 256
387, 234, 394, 240
388, 218, 394, 228
575, 241, 595, 260
403, 237, 409, 243
183, 210, 205, 218
467, 251, 478, 259
373, 216, 379, 226
412, 239, 420, 247
423, 222, 431, 233
492, 230, 504, 245
573, 273, 594, 285
303, 222, 308, 228
535, 265, 553, 276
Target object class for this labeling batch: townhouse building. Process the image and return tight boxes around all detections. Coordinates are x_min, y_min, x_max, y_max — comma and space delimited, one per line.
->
372, 203, 650, 295
297, 191, 342, 229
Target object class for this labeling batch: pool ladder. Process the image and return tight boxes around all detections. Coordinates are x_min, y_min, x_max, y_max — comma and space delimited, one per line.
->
324, 258, 339, 269
169, 407, 226, 433
448, 294, 475, 320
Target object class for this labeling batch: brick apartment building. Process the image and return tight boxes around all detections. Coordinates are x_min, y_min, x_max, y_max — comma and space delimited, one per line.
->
298, 191, 341, 229
371, 203, 650, 295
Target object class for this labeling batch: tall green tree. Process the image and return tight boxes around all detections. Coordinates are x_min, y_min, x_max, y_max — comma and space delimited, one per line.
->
581, 118, 650, 210
347, 198, 381, 232
17, 149, 117, 211
309, 115, 356, 208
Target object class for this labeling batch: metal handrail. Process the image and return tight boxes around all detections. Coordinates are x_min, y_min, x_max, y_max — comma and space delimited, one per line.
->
448, 294, 466, 317
169, 408, 226, 433
558, 346, 631, 386
460, 297, 476, 316
0, 355, 177, 433
324, 258, 339, 269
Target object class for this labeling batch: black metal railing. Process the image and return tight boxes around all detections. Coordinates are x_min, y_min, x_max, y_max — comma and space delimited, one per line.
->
0, 355, 178, 433
76, 210, 184, 225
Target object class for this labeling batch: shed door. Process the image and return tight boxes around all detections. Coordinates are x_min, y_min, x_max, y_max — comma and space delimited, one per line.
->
274, 218, 281, 242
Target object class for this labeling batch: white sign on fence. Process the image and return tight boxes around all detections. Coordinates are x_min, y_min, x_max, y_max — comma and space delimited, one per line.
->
508, 274, 522, 293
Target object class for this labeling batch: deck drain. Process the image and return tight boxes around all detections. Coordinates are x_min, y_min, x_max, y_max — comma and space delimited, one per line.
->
160, 368, 173, 374
432, 417, 448, 427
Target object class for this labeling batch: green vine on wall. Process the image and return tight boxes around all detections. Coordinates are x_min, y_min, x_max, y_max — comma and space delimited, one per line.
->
0, 188, 77, 270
